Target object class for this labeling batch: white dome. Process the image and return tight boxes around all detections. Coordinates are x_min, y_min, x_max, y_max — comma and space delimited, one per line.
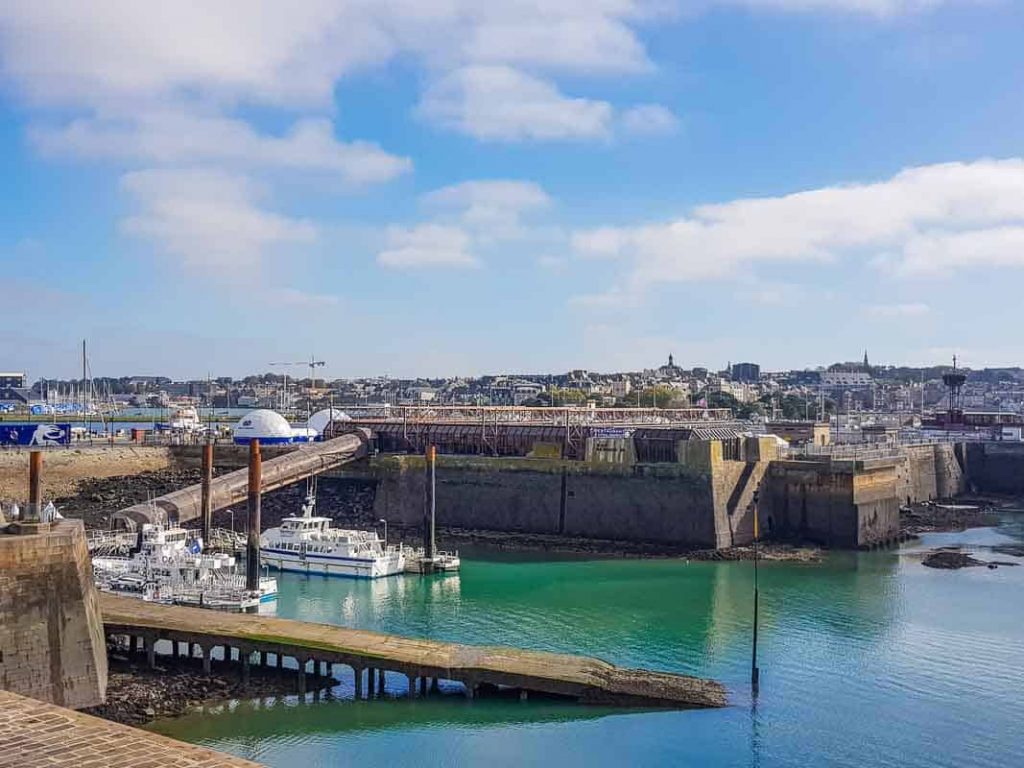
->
233, 409, 293, 443
307, 408, 352, 435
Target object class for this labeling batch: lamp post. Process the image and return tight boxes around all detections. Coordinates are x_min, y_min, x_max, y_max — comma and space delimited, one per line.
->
378, 518, 388, 546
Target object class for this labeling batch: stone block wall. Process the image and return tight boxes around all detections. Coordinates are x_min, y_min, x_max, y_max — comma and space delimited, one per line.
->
0, 520, 107, 709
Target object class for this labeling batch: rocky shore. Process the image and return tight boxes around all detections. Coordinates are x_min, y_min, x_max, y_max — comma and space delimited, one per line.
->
899, 500, 1000, 537
86, 649, 336, 726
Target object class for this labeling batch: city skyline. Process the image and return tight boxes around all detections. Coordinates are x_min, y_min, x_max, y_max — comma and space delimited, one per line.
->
3, 2, 1024, 378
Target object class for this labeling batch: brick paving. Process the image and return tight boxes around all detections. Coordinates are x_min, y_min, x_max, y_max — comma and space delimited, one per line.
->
0, 690, 261, 768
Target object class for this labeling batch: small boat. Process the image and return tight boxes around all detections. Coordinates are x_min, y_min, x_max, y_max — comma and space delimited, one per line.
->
93, 520, 277, 611
261, 478, 406, 579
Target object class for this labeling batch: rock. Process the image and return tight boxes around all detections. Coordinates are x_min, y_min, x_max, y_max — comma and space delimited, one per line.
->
922, 550, 986, 569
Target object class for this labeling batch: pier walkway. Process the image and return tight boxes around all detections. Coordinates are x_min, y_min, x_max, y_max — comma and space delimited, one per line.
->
112, 431, 370, 528
99, 594, 726, 709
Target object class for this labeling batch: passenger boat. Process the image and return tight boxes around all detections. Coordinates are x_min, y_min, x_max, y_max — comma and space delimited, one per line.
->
92, 521, 278, 611
260, 479, 406, 579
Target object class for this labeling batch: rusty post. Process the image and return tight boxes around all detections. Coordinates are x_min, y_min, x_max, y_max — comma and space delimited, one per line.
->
201, 442, 213, 545
246, 439, 262, 591
27, 450, 42, 522
423, 445, 436, 560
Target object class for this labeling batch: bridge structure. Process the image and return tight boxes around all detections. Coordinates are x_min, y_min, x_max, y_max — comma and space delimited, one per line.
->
99, 593, 726, 708
112, 429, 371, 528
334, 405, 738, 460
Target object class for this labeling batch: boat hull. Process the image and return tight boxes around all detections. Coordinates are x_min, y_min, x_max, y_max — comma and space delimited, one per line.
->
261, 549, 404, 579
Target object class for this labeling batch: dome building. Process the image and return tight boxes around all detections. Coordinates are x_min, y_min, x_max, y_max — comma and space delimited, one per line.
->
306, 407, 352, 437
232, 409, 296, 445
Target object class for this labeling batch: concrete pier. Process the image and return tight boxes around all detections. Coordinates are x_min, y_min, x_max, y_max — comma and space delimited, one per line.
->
98, 594, 725, 709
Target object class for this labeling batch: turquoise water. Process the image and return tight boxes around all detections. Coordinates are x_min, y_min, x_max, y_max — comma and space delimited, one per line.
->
151, 520, 1024, 767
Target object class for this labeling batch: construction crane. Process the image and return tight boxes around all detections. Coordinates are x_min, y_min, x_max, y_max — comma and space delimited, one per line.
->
269, 357, 326, 418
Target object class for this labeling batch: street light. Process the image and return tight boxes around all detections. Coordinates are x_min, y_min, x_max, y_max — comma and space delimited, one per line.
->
378, 518, 388, 546
227, 508, 235, 534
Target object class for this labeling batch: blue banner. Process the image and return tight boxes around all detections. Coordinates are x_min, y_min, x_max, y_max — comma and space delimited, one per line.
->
0, 423, 71, 446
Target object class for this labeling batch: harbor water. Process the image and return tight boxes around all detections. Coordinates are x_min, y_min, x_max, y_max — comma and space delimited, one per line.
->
150, 517, 1024, 767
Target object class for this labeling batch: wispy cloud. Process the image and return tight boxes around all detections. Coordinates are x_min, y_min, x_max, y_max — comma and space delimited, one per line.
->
571, 159, 1024, 305
120, 169, 315, 274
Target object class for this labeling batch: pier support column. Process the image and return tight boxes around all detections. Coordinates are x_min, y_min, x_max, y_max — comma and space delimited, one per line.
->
464, 681, 476, 700
202, 645, 211, 676
246, 439, 262, 592
408, 675, 416, 698
430, 677, 439, 694
354, 667, 364, 699
378, 669, 386, 693
297, 659, 307, 695
367, 668, 375, 697
419, 676, 427, 696
145, 636, 155, 669
241, 652, 250, 684
276, 652, 283, 672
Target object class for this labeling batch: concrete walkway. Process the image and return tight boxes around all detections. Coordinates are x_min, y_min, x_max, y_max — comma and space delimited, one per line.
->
99, 594, 726, 708
0, 689, 260, 767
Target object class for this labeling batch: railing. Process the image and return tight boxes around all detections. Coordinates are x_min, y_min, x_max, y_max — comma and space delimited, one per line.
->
343, 405, 734, 426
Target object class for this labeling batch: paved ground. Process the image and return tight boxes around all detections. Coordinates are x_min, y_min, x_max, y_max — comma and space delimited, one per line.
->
0, 689, 260, 767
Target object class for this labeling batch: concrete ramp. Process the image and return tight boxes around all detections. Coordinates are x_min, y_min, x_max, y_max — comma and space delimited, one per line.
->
113, 430, 370, 528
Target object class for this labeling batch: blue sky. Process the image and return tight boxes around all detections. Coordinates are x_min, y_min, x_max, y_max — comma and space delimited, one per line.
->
2, 0, 1023, 380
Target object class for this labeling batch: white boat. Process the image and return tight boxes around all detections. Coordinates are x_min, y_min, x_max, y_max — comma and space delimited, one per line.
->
261, 480, 405, 579
168, 405, 203, 432
93, 521, 278, 611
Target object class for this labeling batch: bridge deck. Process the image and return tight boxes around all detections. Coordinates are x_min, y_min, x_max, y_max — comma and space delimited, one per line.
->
99, 594, 725, 709
113, 431, 369, 527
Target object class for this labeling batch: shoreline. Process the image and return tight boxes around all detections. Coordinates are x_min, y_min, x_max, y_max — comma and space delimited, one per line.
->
86, 648, 336, 727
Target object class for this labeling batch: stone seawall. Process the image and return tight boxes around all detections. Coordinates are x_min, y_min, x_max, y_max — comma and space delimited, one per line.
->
0, 520, 108, 709
370, 455, 724, 547
963, 442, 1024, 494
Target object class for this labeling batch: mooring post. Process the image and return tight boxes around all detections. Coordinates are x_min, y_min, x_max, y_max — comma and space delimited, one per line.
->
423, 445, 437, 560
246, 439, 262, 592
201, 441, 213, 545
27, 450, 42, 522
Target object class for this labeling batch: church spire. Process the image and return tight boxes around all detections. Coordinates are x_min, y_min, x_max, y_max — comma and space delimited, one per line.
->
863, 349, 869, 370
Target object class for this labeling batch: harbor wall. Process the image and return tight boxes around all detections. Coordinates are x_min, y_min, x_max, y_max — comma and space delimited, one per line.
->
760, 460, 899, 547
962, 442, 1024, 494
0, 520, 108, 709
367, 437, 780, 549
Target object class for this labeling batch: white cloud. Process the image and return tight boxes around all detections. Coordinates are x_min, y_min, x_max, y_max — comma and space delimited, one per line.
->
380, 179, 557, 267
571, 159, 1024, 301
419, 66, 613, 142
32, 114, 411, 185
120, 169, 315, 273
619, 104, 680, 136
377, 225, 477, 269
865, 302, 931, 317
732, 0, 953, 16
424, 180, 551, 237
